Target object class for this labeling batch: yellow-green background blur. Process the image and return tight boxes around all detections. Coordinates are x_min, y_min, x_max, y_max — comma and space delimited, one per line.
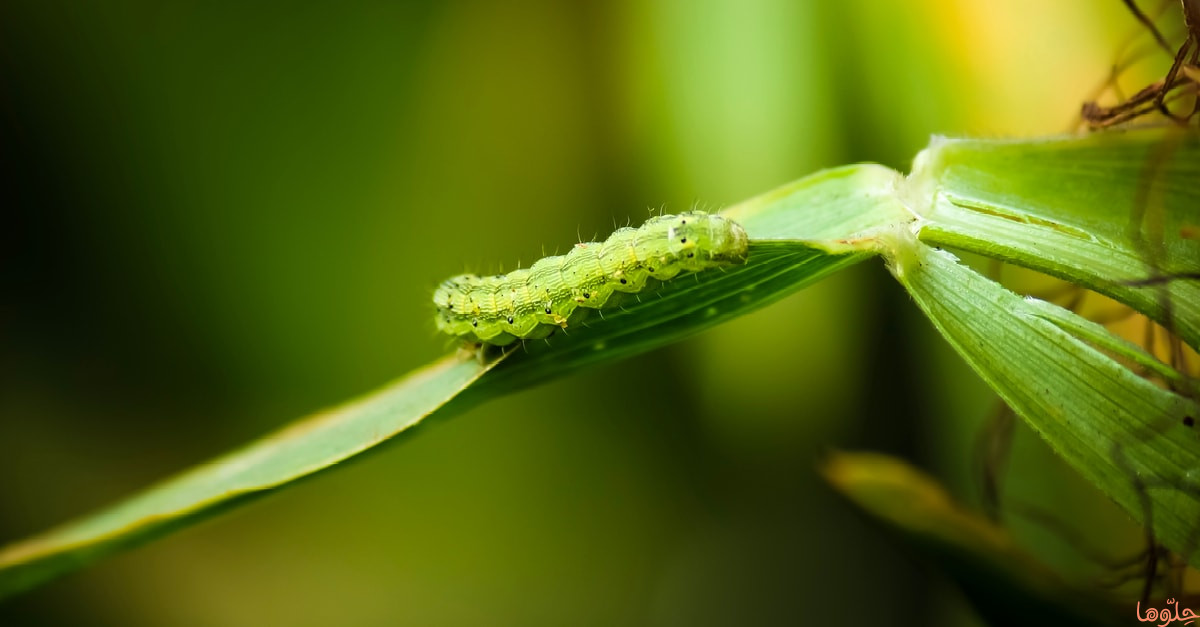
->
0, 1, 1176, 625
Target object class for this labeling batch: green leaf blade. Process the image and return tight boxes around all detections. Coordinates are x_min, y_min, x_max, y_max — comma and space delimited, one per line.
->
0, 163, 906, 599
0, 355, 493, 599
909, 128, 1200, 349
892, 242, 1200, 565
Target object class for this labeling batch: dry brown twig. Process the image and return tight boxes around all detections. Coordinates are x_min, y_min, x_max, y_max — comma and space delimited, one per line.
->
1083, 0, 1200, 128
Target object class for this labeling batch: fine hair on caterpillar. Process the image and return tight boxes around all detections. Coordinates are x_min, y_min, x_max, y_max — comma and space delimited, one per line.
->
433, 211, 750, 346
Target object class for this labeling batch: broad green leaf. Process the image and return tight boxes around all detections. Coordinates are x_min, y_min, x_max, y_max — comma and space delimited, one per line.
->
891, 240, 1200, 568
822, 451, 1123, 627
0, 164, 903, 600
723, 162, 909, 243
909, 128, 1200, 350
0, 355, 494, 600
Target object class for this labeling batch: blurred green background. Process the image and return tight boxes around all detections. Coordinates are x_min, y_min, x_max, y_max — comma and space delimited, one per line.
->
0, 1, 1175, 625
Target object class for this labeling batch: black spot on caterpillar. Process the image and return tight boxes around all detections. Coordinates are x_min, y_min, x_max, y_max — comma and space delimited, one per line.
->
433, 211, 750, 346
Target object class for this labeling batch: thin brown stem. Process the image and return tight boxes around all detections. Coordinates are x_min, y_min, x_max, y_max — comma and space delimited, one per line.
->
1123, 0, 1178, 54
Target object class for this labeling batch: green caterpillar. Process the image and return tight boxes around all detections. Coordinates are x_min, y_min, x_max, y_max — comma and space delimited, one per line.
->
434, 211, 750, 346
